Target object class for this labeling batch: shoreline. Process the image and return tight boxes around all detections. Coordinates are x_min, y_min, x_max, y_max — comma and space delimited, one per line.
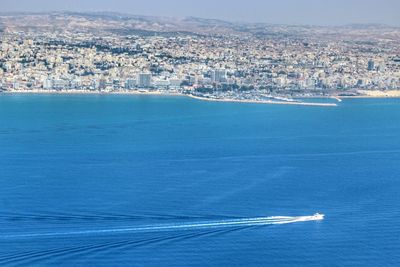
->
3, 89, 400, 105
1, 89, 178, 96
1, 89, 338, 107
338, 90, 400, 99
338, 95, 400, 99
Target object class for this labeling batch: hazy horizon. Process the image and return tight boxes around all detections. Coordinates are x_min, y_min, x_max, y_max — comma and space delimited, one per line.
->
1, 0, 400, 27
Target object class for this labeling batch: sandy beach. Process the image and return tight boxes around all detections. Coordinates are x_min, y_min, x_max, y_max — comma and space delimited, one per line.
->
348, 90, 400, 98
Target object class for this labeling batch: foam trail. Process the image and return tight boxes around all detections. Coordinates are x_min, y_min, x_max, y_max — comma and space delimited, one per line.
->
1, 214, 324, 239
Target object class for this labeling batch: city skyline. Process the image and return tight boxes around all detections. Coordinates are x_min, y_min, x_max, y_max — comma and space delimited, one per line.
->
1, 0, 400, 27
2, 12, 399, 104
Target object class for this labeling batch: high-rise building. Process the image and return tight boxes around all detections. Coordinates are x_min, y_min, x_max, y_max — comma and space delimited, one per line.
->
43, 78, 53, 89
368, 60, 375, 71
137, 73, 152, 88
211, 69, 227, 83
99, 78, 107, 90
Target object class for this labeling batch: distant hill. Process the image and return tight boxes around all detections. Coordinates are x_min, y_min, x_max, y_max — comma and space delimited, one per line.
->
0, 11, 399, 41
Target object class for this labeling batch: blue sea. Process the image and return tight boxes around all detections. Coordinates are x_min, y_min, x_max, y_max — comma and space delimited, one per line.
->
0, 94, 399, 266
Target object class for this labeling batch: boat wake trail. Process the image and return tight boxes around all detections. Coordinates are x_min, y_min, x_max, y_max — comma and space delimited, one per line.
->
1, 213, 324, 239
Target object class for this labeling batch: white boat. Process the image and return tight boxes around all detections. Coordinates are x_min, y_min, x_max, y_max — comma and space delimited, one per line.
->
312, 213, 325, 220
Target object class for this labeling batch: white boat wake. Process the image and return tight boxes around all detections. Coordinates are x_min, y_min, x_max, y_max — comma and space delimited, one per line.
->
2, 213, 324, 239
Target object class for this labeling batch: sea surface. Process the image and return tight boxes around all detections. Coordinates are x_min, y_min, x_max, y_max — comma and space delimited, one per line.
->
0, 94, 399, 266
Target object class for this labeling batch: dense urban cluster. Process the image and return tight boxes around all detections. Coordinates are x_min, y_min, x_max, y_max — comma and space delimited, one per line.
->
1, 13, 400, 100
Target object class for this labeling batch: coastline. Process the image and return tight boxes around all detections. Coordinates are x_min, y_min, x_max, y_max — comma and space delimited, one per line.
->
1, 89, 178, 96
3, 88, 400, 105
1, 89, 338, 107
338, 90, 400, 99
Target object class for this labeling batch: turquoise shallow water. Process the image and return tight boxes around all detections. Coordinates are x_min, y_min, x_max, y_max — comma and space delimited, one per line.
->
0, 94, 399, 266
